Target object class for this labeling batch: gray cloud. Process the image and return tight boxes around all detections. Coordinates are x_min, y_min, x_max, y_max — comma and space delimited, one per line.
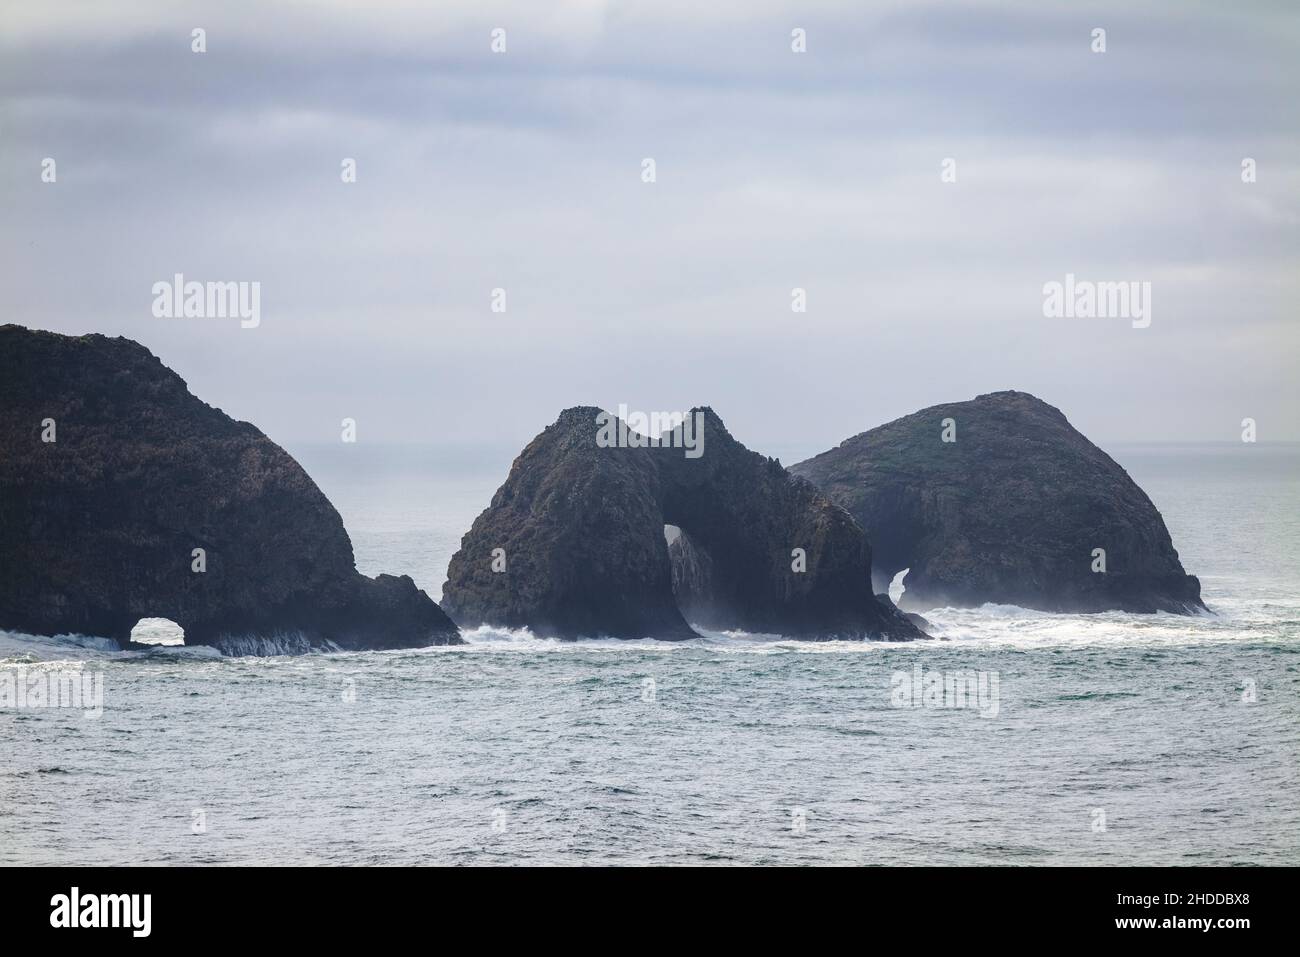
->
2, 0, 1297, 458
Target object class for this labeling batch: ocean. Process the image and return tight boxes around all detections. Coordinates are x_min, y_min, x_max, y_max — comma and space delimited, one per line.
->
2, 443, 1297, 865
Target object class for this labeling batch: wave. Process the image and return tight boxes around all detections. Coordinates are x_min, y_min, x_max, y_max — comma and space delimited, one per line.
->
210, 632, 339, 658
0, 628, 315, 663
920, 600, 1295, 648
447, 598, 1296, 653
0, 629, 121, 666
3, 588, 1293, 667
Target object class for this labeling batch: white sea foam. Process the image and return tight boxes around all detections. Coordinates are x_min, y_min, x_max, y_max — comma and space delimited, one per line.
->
0, 629, 120, 665
435, 597, 1293, 654
454, 624, 686, 653
3, 591, 1288, 665
919, 600, 1292, 649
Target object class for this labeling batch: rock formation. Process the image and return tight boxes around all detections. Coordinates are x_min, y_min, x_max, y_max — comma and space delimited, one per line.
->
790, 391, 1204, 614
0, 325, 461, 652
441, 406, 924, 641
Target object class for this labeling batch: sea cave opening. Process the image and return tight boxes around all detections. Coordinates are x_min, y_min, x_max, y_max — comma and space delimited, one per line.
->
664, 523, 717, 628
888, 568, 910, 605
129, 617, 186, 647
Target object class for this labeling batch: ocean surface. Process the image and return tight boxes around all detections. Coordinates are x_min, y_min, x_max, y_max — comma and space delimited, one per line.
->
2, 443, 1297, 866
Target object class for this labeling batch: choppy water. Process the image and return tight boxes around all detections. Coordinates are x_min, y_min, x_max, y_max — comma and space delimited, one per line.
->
2, 444, 1297, 865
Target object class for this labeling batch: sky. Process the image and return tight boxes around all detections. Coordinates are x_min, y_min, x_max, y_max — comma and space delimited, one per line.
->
2, 0, 1297, 462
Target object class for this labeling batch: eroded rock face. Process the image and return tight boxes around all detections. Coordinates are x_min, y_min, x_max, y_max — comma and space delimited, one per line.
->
441, 406, 923, 641
666, 526, 714, 623
790, 391, 1204, 614
0, 325, 461, 651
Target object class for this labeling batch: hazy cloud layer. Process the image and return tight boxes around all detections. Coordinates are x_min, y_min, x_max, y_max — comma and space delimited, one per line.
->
2, 0, 1297, 458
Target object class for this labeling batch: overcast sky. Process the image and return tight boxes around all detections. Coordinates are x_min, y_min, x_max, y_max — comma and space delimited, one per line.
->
3, 0, 1297, 461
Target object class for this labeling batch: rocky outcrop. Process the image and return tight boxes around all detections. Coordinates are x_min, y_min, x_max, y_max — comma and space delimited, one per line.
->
790, 391, 1204, 614
441, 406, 923, 641
0, 325, 461, 652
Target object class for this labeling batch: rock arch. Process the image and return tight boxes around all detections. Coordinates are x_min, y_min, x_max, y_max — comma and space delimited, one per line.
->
441, 407, 921, 641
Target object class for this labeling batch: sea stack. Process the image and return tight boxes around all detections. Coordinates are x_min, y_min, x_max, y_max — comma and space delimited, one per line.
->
442, 406, 923, 641
0, 325, 461, 652
790, 391, 1205, 614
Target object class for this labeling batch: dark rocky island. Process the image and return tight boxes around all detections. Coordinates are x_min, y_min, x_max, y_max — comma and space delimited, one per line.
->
441, 406, 924, 641
790, 391, 1205, 614
0, 325, 461, 653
